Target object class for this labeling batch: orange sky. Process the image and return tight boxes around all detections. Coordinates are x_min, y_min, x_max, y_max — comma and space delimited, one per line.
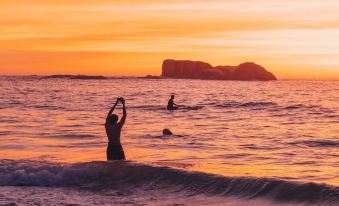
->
1, 0, 339, 79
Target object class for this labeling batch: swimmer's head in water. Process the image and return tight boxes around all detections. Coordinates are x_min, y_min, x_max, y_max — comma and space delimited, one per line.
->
108, 114, 118, 124
163, 128, 173, 135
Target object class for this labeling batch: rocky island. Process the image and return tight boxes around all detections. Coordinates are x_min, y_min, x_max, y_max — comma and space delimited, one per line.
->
162, 59, 277, 81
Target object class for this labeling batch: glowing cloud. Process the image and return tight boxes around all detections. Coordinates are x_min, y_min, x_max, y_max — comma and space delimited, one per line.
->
0, 0, 338, 79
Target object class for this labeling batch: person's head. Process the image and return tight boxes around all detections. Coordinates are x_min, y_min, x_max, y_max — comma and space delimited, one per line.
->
108, 114, 118, 124
163, 128, 173, 136
171, 95, 175, 99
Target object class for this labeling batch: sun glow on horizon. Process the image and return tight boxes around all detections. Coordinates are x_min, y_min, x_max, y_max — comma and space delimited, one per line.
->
0, 0, 339, 79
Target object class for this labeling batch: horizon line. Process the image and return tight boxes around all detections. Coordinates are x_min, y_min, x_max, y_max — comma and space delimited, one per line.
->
1, 74, 339, 81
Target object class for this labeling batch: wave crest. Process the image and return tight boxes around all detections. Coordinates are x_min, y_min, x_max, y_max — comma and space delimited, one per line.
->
0, 159, 338, 204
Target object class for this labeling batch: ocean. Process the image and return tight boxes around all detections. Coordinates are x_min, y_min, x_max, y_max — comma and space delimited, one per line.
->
0, 76, 338, 206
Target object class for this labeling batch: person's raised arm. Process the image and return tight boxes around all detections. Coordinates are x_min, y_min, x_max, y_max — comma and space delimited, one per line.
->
106, 99, 119, 122
118, 98, 127, 127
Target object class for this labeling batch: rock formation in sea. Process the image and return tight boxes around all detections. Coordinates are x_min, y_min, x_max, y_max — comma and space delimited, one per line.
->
162, 59, 277, 81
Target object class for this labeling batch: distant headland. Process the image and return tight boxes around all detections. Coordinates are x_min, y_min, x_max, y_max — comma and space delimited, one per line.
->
43, 75, 108, 80
162, 59, 277, 81
35, 59, 277, 81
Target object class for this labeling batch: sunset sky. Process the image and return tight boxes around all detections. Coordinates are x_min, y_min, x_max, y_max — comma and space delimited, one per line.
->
1, 0, 338, 79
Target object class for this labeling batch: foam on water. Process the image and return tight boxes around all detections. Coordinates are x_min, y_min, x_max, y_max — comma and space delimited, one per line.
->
0, 159, 338, 205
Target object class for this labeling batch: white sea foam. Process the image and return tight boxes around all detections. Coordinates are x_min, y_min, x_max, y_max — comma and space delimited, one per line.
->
0, 159, 338, 205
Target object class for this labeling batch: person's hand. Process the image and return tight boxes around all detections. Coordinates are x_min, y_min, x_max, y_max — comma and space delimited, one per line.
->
120, 97, 125, 104
115, 98, 119, 104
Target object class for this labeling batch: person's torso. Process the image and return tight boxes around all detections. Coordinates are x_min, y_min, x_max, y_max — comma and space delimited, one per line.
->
167, 99, 174, 109
105, 124, 122, 145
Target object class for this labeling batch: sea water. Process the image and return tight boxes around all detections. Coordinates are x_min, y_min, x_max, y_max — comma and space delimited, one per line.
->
0, 76, 338, 205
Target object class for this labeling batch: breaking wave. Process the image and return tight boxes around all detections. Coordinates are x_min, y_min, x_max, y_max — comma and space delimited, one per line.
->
0, 159, 337, 204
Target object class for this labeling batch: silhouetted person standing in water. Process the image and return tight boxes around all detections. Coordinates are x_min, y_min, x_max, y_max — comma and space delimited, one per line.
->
167, 95, 178, 110
105, 97, 127, 160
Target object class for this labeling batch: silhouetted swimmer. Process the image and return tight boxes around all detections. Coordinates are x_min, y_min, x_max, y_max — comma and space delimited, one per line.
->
105, 97, 127, 160
162, 128, 173, 136
167, 95, 178, 110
